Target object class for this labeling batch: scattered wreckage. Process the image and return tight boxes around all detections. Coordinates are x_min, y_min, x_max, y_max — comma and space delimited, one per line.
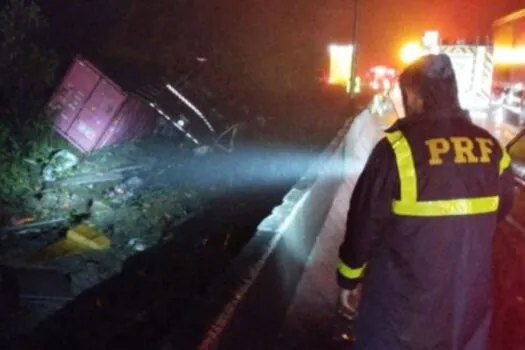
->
0, 56, 265, 333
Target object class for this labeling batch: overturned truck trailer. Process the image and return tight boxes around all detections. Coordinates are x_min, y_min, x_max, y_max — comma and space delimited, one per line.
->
48, 57, 233, 154
48, 57, 159, 153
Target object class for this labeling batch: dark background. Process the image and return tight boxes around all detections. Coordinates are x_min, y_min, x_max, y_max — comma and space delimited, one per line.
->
36, 0, 525, 99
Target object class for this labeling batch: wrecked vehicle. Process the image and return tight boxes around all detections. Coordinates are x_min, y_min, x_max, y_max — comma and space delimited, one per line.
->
0, 55, 261, 341
48, 56, 244, 155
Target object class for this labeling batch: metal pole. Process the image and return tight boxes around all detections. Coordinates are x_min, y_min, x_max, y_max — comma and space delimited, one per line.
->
349, 0, 359, 96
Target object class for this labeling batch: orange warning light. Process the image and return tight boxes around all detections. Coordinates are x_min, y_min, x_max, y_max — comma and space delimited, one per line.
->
400, 42, 425, 65
493, 46, 525, 65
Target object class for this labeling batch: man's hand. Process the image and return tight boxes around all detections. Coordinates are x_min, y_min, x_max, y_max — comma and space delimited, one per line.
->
338, 284, 362, 320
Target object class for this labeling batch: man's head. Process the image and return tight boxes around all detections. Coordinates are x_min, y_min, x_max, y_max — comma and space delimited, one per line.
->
399, 54, 461, 117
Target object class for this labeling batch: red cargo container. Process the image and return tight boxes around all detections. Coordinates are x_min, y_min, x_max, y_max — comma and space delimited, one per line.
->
96, 95, 158, 149
48, 57, 159, 153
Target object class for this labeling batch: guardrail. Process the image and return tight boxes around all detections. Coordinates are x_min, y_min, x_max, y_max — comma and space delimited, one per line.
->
196, 99, 390, 349
191, 91, 525, 350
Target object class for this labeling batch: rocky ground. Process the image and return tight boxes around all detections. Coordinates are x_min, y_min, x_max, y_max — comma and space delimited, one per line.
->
2, 136, 211, 255
0, 134, 227, 339
0, 88, 360, 347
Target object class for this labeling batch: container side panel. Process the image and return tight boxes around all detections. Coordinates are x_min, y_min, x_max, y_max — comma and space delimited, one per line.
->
67, 79, 127, 152
50, 59, 101, 133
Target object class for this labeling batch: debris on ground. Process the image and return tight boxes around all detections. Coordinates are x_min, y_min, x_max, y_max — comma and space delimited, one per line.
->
0, 135, 224, 335
28, 223, 111, 264
0, 88, 353, 345
42, 150, 79, 182
0, 137, 225, 346
193, 145, 213, 156
105, 176, 144, 206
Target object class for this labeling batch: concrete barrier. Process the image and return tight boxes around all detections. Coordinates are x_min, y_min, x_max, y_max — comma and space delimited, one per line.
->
196, 101, 390, 349
343, 108, 386, 176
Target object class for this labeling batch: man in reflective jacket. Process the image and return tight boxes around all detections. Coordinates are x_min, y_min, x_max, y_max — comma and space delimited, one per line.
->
336, 54, 515, 350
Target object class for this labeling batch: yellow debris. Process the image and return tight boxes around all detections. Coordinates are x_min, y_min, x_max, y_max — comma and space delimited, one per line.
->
28, 223, 110, 263
66, 223, 111, 250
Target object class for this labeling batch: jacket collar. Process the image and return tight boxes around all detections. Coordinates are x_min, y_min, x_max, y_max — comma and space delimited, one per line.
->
386, 108, 472, 133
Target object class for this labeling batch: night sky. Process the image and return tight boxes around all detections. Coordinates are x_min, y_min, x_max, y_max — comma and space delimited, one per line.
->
352, 0, 524, 68
211, 0, 524, 68
39, 0, 525, 91
207, 0, 524, 89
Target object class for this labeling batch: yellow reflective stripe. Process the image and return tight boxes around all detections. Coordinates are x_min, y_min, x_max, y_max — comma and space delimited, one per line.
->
499, 146, 511, 175
392, 196, 499, 216
386, 131, 417, 201
337, 259, 366, 279
385, 131, 500, 217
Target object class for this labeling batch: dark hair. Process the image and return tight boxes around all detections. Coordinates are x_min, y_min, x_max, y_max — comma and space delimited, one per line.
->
399, 54, 461, 112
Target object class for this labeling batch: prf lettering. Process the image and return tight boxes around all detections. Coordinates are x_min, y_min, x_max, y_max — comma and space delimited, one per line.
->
425, 137, 494, 165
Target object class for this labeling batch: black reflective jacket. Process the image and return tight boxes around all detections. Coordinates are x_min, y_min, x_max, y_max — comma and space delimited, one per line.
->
337, 109, 514, 350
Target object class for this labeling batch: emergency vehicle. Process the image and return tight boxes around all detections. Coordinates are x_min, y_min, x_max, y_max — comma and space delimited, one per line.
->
396, 16, 525, 120
366, 66, 396, 92
492, 8, 525, 124
395, 32, 494, 114
440, 43, 493, 110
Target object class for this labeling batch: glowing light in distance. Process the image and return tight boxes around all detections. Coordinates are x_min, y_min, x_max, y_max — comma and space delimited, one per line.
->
328, 44, 354, 86
400, 42, 425, 64
493, 46, 525, 65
